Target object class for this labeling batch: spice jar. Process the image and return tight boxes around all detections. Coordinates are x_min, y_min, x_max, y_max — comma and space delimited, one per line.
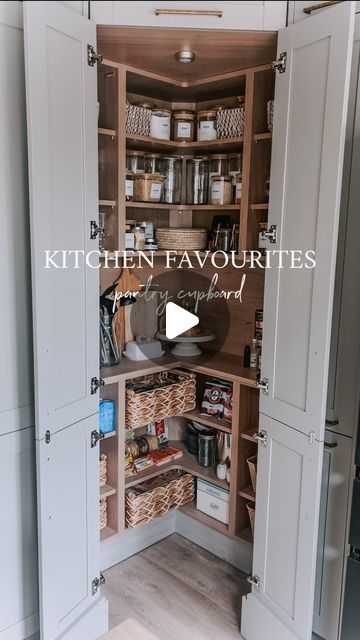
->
126, 151, 145, 174
173, 110, 196, 142
145, 152, 162, 174
186, 157, 208, 204
198, 431, 216, 468
133, 173, 165, 203
211, 175, 232, 205
229, 152, 242, 199
125, 172, 134, 202
150, 109, 171, 140
197, 109, 217, 141
235, 173, 242, 204
133, 225, 145, 251
159, 156, 182, 204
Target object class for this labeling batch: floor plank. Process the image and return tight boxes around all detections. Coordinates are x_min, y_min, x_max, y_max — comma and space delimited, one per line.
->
103, 533, 249, 640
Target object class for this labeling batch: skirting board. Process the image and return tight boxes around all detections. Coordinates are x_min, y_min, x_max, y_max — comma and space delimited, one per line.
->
3, 611, 38, 640
25, 599, 108, 640
100, 508, 252, 575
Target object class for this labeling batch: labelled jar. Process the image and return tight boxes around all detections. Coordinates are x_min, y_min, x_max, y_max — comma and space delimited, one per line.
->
150, 109, 172, 140
125, 172, 134, 202
145, 152, 162, 174
208, 154, 229, 199
197, 109, 217, 141
160, 156, 182, 204
235, 173, 242, 204
186, 157, 208, 205
228, 152, 242, 199
173, 110, 196, 142
210, 175, 232, 205
133, 173, 165, 203
126, 151, 145, 174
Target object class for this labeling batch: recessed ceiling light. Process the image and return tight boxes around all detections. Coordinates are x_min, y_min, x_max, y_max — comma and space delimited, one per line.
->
175, 50, 196, 64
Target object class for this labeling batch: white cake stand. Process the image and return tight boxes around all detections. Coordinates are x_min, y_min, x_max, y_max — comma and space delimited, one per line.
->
156, 329, 216, 356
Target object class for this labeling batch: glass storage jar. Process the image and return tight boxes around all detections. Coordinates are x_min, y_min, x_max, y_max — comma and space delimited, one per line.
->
208, 154, 229, 199
186, 157, 209, 204
228, 152, 242, 199
150, 109, 172, 140
197, 109, 218, 141
173, 110, 196, 142
133, 173, 165, 203
126, 151, 145, 174
235, 173, 242, 204
210, 175, 233, 205
159, 156, 182, 204
198, 431, 216, 468
145, 152, 162, 174
125, 172, 134, 202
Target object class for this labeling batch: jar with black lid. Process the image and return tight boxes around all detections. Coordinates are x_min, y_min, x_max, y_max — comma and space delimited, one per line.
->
198, 430, 216, 468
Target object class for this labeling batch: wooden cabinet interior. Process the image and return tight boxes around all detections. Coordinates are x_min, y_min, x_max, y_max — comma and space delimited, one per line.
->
97, 27, 275, 547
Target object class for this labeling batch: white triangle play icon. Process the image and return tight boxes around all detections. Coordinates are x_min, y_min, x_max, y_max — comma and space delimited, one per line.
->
165, 302, 199, 340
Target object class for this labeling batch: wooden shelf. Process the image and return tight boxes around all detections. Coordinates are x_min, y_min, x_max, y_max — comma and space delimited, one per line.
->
251, 203, 268, 211
236, 526, 253, 545
125, 201, 240, 211
99, 199, 116, 207
125, 440, 229, 491
238, 484, 255, 501
240, 429, 257, 442
98, 127, 116, 137
180, 500, 229, 536
253, 132, 272, 142
100, 526, 118, 543
126, 133, 244, 154
100, 484, 117, 499
182, 407, 232, 433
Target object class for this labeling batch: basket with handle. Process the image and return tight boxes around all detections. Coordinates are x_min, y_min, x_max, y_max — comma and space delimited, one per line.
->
247, 454, 257, 493
246, 501, 255, 537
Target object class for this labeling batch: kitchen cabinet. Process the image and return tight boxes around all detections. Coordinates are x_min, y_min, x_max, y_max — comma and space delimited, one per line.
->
90, 1, 287, 30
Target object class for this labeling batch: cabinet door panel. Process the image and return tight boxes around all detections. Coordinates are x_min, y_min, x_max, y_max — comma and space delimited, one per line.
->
260, 1, 355, 440
24, 0, 99, 440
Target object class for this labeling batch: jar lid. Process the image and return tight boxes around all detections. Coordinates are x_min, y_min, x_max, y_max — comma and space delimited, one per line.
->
228, 152, 242, 159
199, 431, 216, 440
212, 175, 232, 182
145, 152, 162, 158
134, 173, 166, 181
210, 154, 229, 160
173, 111, 195, 120
137, 101, 154, 109
152, 109, 172, 116
192, 156, 208, 162
197, 109, 217, 117
127, 150, 145, 157
126, 172, 134, 177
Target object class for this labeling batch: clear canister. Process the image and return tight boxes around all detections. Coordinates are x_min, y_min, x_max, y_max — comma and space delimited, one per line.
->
210, 175, 233, 205
159, 156, 182, 204
208, 154, 229, 199
145, 152, 162, 174
150, 109, 172, 140
197, 109, 218, 141
173, 110, 196, 142
186, 157, 208, 205
228, 152, 242, 199
125, 172, 134, 202
198, 431, 216, 468
126, 151, 145, 174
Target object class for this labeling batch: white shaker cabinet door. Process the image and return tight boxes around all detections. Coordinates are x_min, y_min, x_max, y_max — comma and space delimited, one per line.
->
259, 1, 355, 441
24, 0, 99, 442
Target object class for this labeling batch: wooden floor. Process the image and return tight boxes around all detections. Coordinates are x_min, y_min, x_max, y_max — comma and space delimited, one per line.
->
103, 533, 250, 640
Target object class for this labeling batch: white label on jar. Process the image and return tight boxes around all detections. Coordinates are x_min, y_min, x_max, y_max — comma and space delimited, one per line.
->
177, 122, 191, 138
198, 120, 216, 140
211, 182, 224, 201
236, 182, 242, 199
150, 114, 170, 140
125, 180, 133, 197
150, 183, 162, 199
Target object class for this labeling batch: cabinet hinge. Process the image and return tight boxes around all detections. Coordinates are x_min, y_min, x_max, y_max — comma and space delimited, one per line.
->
92, 572, 105, 595
272, 52, 287, 74
252, 430, 267, 447
256, 378, 269, 395
91, 429, 104, 448
87, 45, 103, 67
309, 431, 316, 445
90, 220, 105, 240
262, 224, 277, 244
45, 430, 51, 444
91, 377, 104, 395
247, 574, 260, 590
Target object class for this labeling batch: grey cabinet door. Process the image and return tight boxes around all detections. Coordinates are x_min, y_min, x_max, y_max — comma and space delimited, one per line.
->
242, 3, 355, 640
259, 1, 355, 442
23, 2, 102, 639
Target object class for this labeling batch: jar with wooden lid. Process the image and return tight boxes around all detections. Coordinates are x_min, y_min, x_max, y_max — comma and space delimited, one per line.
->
145, 152, 162, 174
197, 109, 217, 141
159, 156, 182, 204
173, 110, 195, 142
210, 175, 232, 205
133, 225, 146, 251
133, 173, 165, 203
125, 172, 134, 202
208, 154, 229, 200
186, 157, 208, 204
126, 151, 145, 174
150, 109, 172, 140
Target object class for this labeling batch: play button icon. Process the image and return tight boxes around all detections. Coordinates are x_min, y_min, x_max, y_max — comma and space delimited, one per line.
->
165, 302, 199, 340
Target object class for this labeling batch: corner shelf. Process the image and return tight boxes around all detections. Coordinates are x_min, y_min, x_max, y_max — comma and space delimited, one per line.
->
100, 484, 117, 499
125, 202, 241, 211
126, 133, 244, 154
250, 203, 269, 211
253, 132, 272, 142
180, 500, 229, 536
98, 127, 116, 138
238, 484, 255, 501
182, 407, 232, 433
100, 526, 118, 543
99, 199, 116, 207
236, 527, 253, 545
240, 429, 257, 442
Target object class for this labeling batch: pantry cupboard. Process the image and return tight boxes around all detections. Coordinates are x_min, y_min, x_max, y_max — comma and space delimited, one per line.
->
21, 2, 356, 640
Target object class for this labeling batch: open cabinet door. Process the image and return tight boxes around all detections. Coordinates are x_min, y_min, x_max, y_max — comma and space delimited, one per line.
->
23, 2, 105, 639
242, 3, 354, 640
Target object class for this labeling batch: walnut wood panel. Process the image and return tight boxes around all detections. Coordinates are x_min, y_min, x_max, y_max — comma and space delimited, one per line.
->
252, 67, 275, 135
98, 63, 118, 131
118, 67, 127, 251
97, 27, 277, 85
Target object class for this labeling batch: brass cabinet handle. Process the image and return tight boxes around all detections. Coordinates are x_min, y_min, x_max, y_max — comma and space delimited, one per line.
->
303, 1, 343, 15
155, 9, 223, 17
324, 441, 338, 449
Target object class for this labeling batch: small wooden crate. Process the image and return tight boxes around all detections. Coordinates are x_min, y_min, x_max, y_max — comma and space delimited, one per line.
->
100, 453, 107, 487
246, 501, 255, 537
247, 455, 257, 493
125, 471, 194, 529
126, 369, 196, 429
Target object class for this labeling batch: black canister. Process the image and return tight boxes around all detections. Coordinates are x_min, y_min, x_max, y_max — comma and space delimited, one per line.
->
198, 430, 216, 468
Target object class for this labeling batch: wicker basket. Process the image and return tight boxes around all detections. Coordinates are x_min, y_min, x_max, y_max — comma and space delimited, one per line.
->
247, 455, 257, 493
100, 453, 107, 487
126, 369, 196, 429
156, 227, 208, 251
126, 470, 194, 528
267, 100, 274, 133
246, 501, 255, 537
216, 106, 245, 139
100, 497, 107, 530
126, 101, 151, 136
